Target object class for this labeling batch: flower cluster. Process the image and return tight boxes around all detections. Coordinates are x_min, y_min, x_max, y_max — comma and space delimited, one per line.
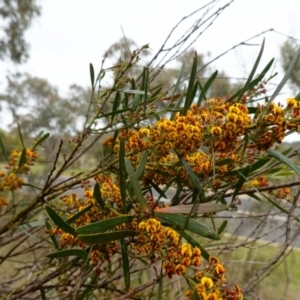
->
132, 218, 202, 277
103, 97, 300, 187
0, 147, 38, 207
185, 256, 243, 300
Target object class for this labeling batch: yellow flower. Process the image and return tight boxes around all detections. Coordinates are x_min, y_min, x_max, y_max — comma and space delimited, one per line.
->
210, 126, 222, 136
286, 97, 298, 108
201, 276, 214, 289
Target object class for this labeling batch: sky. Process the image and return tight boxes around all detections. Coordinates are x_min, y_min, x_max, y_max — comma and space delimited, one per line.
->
1, 0, 300, 139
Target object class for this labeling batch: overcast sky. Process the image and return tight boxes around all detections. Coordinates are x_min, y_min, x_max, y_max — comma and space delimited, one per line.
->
1, 0, 300, 140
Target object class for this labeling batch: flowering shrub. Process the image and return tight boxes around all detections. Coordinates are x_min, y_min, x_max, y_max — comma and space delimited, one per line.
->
1, 43, 300, 299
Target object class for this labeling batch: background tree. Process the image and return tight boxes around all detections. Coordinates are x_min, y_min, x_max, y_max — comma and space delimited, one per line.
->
281, 39, 300, 93
0, 0, 41, 63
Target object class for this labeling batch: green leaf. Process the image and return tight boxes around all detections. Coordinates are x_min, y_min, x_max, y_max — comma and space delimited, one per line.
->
215, 158, 232, 166
155, 213, 219, 240
119, 139, 127, 209
192, 289, 202, 300
217, 220, 228, 235
148, 181, 167, 199
0, 134, 9, 163
120, 238, 130, 291
18, 147, 27, 169
184, 52, 198, 115
131, 93, 142, 112
171, 63, 185, 101
232, 165, 250, 202
93, 183, 104, 209
89, 63, 95, 88
76, 216, 134, 235
33, 133, 50, 150
237, 38, 265, 102
45, 220, 59, 250
157, 263, 163, 300
198, 70, 218, 105
118, 89, 151, 96
23, 183, 43, 190
18, 220, 45, 229
125, 157, 147, 209
17, 122, 25, 148
175, 150, 204, 199
180, 230, 210, 261
269, 45, 300, 104
156, 203, 227, 214
136, 150, 149, 180
111, 91, 121, 123
47, 248, 88, 263
66, 205, 93, 224
39, 285, 46, 300
268, 148, 300, 175
77, 230, 136, 244
228, 58, 274, 102
45, 206, 76, 236
249, 157, 269, 173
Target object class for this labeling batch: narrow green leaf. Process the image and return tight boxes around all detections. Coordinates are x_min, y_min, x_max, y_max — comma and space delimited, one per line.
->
148, 181, 167, 199
77, 230, 136, 244
118, 89, 151, 96
171, 87, 186, 120
125, 157, 147, 209
268, 148, 300, 175
46, 220, 59, 250
142, 67, 149, 113
76, 216, 134, 235
18, 147, 27, 168
120, 238, 130, 291
184, 52, 198, 115
39, 285, 46, 300
155, 213, 219, 240
281, 147, 293, 156
228, 57, 274, 102
232, 165, 250, 202
93, 183, 104, 209
249, 157, 269, 173
89, 63, 95, 88
23, 183, 43, 190
0, 133, 9, 163
157, 262, 163, 300
77, 275, 97, 300
95, 107, 130, 119
192, 289, 202, 300
156, 203, 227, 214
217, 220, 228, 235
47, 248, 88, 262
18, 220, 45, 229
198, 70, 218, 105
171, 62, 185, 100
33, 133, 50, 150
111, 92, 121, 123
136, 150, 149, 180
17, 122, 25, 148
131, 93, 142, 112
269, 46, 300, 104
215, 158, 232, 166
175, 150, 204, 198
237, 39, 265, 102
66, 205, 93, 224
180, 230, 210, 261
45, 206, 76, 236
119, 139, 127, 209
